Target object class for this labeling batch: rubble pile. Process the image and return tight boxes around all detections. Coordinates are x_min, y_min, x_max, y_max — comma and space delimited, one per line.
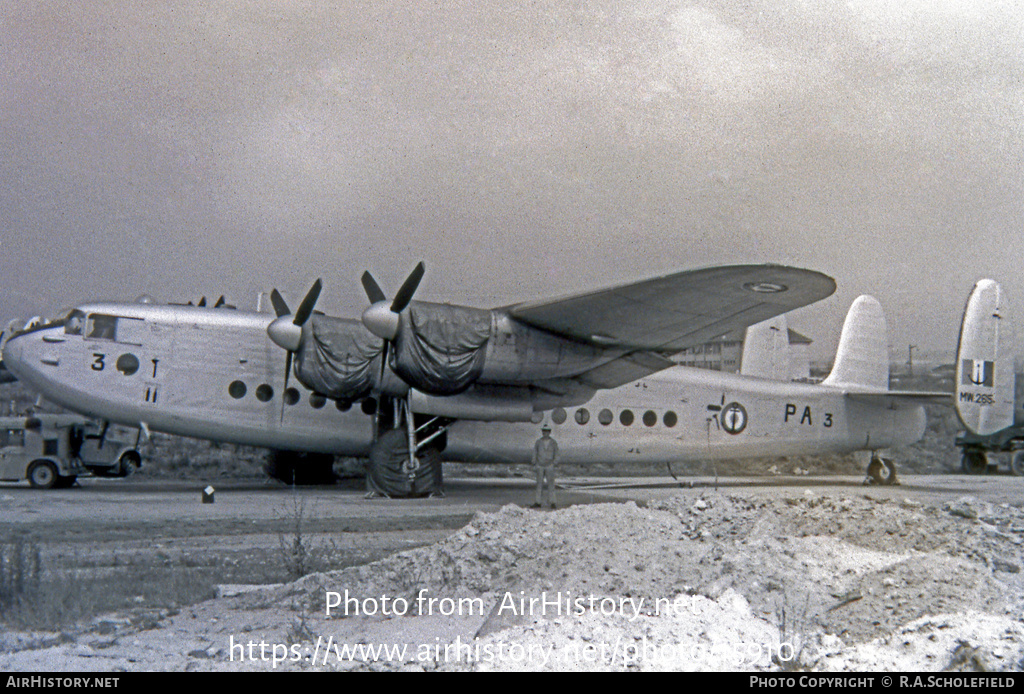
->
3, 493, 1023, 671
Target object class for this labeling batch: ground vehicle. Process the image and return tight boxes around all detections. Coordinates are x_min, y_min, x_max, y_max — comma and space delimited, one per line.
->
0, 414, 140, 488
955, 430, 1024, 476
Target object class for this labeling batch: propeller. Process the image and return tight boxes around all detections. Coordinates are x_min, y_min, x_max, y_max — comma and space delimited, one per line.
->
360, 262, 426, 387
361, 262, 425, 341
267, 280, 323, 419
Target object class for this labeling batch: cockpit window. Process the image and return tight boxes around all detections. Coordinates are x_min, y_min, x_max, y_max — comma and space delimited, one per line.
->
64, 310, 86, 336
86, 314, 118, 340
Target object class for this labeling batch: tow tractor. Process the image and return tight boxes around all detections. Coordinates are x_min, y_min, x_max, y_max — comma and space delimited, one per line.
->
0, 414, 141, 488
955, 429, 1024, 476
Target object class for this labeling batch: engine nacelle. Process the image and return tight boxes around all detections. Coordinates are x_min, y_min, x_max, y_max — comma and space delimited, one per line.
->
410, 385, 534, 422
294, 304, 617, 402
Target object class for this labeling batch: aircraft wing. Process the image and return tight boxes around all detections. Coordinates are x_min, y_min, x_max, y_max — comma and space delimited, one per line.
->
507, 264, 836, 352
573, 351, 678, 390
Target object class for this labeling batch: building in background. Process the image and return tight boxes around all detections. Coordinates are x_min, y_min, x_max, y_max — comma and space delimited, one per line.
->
674, 328, 812, 381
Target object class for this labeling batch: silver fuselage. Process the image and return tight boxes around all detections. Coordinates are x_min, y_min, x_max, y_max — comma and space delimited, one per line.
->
2, 302, 926, 465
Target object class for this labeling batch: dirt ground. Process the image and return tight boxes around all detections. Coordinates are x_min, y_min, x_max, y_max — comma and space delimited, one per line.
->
1, 474, 1023, 672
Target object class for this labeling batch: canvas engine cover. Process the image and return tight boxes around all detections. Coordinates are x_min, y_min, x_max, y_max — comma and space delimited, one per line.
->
391, 303, 491, 395
294, 315, 384, 401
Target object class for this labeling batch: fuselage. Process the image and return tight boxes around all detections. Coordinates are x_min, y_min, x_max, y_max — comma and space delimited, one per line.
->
1, 301, 927, 466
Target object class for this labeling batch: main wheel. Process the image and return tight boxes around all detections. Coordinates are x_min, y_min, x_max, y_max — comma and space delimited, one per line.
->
367, 429, 443, 498
961, 449, 988, 475
27, 460, 59, 489
866, 457, 897, 485
1011, 451, 1024, 477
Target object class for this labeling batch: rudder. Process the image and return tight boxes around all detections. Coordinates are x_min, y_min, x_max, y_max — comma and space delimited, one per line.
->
955, 279, 1015, 435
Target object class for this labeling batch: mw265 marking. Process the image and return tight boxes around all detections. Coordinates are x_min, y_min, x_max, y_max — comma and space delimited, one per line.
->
959, 391, 995, 405
784, 404, 833, 428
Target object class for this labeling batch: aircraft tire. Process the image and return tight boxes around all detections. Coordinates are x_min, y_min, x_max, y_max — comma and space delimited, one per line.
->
367, 429, 443, 498
866, 457, 897, 485
961, 449, 988, 475
27, 460, 59, 489
1011, 451, 1024, 477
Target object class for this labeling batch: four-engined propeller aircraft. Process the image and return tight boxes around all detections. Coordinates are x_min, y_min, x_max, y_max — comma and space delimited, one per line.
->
1, 263, 944, 496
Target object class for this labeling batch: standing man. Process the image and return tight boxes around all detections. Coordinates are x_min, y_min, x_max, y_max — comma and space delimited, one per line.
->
531, 424, 559, 509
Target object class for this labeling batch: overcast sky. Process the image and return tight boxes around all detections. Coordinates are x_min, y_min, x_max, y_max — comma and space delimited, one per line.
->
1, 1, 1021, 360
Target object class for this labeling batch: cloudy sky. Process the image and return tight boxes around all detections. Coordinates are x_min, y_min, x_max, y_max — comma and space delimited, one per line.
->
1, 0, 1021, 359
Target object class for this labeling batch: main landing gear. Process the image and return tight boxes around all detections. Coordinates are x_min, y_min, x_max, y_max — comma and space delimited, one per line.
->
864, 454, 898, 486
366, 395, 450, 498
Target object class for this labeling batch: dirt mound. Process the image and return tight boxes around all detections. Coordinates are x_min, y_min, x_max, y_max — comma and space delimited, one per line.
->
3, 492, 1023, 671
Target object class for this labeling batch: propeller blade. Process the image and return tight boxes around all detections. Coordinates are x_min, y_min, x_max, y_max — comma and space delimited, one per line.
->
379, 340, 389, 387
391, 262, 425, 313
269, 289, 290, 318
281, 350, 293, 423
361, 272, 387, 305
293, 279, 323, 326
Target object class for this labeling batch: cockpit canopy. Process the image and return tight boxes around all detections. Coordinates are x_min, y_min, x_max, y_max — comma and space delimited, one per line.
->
63, 309, 140, 342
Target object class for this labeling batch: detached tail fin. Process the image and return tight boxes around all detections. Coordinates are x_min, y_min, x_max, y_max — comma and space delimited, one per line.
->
955, 279, 1015, 435
740, 315, 790, 380
822, 295, 889, 391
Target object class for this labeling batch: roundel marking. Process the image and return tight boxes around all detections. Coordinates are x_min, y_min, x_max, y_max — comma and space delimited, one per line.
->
722, 402, 748, 435
742, 281, 788, 294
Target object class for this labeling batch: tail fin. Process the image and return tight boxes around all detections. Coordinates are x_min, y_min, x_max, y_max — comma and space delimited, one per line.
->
740, 315, 790, 380
955, 279, 1015, 435
822, 295, 889, 390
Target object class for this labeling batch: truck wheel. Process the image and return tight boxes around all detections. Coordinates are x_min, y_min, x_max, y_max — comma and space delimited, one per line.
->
961, 450, 988, 474
1012, 451, 1024, 477
117, 452, 141, 477
27, 460, 59, 489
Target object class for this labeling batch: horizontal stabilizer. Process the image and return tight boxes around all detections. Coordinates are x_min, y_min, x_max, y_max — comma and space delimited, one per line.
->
822, 295, 889, 391
955, 279, 1015, 435
843, 390, 950, 405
